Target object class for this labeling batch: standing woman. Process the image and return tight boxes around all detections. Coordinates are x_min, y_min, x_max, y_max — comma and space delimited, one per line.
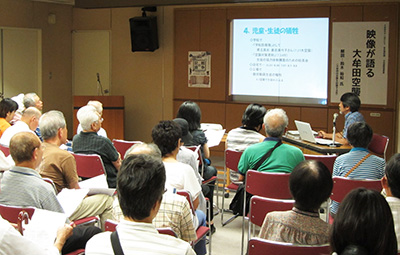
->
0, 98, 18, 138
177, 101, 217, 230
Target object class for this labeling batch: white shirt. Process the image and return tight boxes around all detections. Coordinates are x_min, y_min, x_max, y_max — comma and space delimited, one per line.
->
387, 196, 400, 251
0, 121, 33, 146
0, 215, 59, 255
163, 161, 202, 201
77, 124, 107, 138
85, 219, 195, 255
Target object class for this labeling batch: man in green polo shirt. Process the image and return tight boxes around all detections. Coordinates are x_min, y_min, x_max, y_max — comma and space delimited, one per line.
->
238, 108, 304, 181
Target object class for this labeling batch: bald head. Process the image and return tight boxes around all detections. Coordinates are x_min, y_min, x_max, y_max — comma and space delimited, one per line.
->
21, 107, 42, 131
10, 132, 42, 164
263, 108, 288, 137
125, 143, 161, 159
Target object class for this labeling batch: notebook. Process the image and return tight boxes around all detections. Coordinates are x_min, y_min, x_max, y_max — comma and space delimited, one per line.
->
294, 120, 341, 146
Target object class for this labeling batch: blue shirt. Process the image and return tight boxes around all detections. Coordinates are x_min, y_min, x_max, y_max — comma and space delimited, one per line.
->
343, 111, 365, 139
330, 147, 385, 214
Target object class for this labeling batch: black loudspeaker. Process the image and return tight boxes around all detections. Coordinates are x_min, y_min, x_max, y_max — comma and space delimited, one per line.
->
129, 16, 159, 52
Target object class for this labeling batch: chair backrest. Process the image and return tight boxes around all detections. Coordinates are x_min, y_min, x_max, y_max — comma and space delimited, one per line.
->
225, 149, 243, 172
246, 170, 292, 199
112, 139, 142, 160
368, 133, 389, 159
249, 196, 294, 227
104, 219, 118, 232
72, 153, 106, 178
176, 190, 196, 215
331, 176, 382, 203
303, 154, 337, 174
42, 177, 58, 194
0, 204, 35, 224
248, 238, 330, 255
157, 227, 178, 237
0, 144, 10, 157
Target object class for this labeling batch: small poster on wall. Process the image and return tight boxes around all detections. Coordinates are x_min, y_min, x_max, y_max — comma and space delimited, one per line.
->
331, 22, 389, 105
188, 51, 211, 88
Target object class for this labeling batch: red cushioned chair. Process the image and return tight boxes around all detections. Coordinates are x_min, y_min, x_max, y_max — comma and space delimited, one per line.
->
112, 139, 142, 159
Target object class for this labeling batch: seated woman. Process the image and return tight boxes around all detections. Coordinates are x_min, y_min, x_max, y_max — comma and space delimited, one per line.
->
331, 188, 397, 255
259, 160, 332, 245
226, 103, 266, 152
0, 98, 18, 138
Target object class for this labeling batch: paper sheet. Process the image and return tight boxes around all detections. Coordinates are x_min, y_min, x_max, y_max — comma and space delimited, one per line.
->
57, 188, 89, 217
204, 129, 225, 147
79, 175, 115, 196
24, 208, 67, 248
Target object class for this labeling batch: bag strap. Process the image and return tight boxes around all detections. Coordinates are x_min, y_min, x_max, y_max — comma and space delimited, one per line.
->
253, 140, 283, 170
110, 231, 125, 255
344, 153, 372, 177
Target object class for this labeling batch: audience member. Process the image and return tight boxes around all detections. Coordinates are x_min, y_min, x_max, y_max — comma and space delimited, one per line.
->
77, 100, 108, 138
9, 93, 24, 125
0, 214, 73, 255
85, 154, 196, 255
0, 132, 101, 254
38, 110, 115, 230
226, 103, 266, 152
23, 92, 44, 140
152, 120, 207, 254
330, 188, 397, 255
238, 108, 304, 181
330, 122, 384, 215
113, 142, 198, 244
319, 92, 365, 145
381, 153, 400, 251
0, 98, 18, 137
259, 160, 332, 244
174, 117, 207, 214
72, 105, 121, 188
0, 107, 41, 146
176, 101, 217, 181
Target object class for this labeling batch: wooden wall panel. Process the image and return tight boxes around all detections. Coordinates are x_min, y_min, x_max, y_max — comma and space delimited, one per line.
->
199, 9, 227, 101
330, 6, 363, 22
225, 103, 249, 132
280, 106, 301, 130
301, 107, 328, 130
174, 10, 201, 99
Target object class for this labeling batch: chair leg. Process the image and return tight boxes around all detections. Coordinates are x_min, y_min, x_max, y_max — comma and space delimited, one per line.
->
241, 191, 247, 255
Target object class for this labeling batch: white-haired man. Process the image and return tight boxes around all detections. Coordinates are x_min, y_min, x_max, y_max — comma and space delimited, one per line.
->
77, 100, 107, 138
238, 108, 304, 180
0, 107, 41, 146
72, 105, 121, 188
39, 110, 115, 230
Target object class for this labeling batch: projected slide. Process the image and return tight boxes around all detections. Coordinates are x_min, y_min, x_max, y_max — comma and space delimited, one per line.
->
230, 18, 329, 104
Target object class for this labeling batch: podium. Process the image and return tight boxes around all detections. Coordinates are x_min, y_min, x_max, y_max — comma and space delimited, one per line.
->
73, 96, 124, 140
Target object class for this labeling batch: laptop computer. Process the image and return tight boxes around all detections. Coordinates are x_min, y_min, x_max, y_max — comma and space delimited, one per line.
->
294, 120, 341, 146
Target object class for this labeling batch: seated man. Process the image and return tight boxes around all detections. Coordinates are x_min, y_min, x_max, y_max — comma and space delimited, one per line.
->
23, 92, 44, 140
38, 110, 115, 230
0, 132, 101, 254
259, 160, 333, 245
85, 154, 195, 255
319, 92, 365, 145
330, 122, 385, 215
238, 108, 304, 181
0, 107, 41, 146
113, 143, 197, 243
77, 100, 107, 138
380, 153, 400, 251
0, 215, 72, 255
72, 105, 121, 188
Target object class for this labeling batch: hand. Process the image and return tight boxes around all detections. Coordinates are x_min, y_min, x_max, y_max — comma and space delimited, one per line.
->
318, 130, 326, 138
54, 224, 73, 252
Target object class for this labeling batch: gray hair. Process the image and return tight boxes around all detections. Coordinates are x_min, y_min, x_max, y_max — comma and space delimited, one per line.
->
263, 108, 288, 137
77, 105, 99, 131
23, 107, 41, 119
39, 110, 66, 140
125, 143, 161, 159
23, 93, 38, 109
87, 101, 103, 114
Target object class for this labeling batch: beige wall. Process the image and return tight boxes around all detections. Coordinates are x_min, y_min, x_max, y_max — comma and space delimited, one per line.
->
73, 7, 174, 142
0, 0, 73, 136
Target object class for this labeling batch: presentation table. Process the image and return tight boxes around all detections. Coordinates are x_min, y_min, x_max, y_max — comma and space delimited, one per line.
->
282, 136, 351, 155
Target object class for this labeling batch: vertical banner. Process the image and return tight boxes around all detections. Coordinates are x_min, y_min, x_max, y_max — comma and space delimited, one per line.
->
188, 51, 211, 88
331, 22, 389, 105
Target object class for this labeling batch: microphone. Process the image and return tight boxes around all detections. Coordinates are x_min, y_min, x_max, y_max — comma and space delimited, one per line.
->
333, 113, 339, 125
96, 73, 100, 82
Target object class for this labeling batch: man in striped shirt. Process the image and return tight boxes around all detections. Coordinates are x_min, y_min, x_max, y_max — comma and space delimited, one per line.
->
330, 122, 385, 215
